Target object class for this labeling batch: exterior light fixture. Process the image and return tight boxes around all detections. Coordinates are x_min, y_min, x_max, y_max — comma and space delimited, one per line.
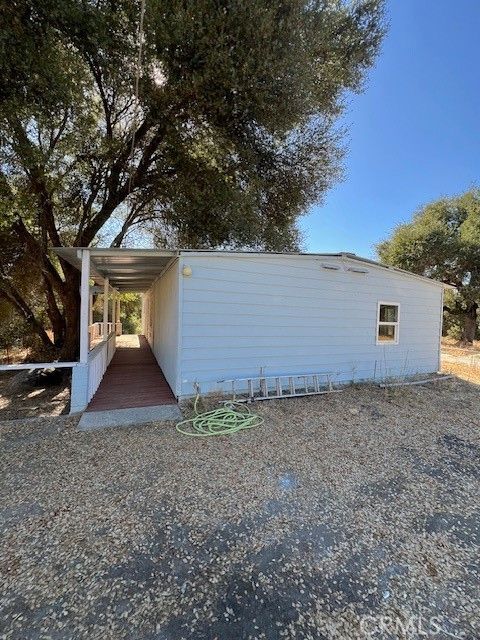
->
182, 265, 192, 277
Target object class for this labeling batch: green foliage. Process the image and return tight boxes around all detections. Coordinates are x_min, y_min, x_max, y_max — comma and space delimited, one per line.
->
0, 301, 22, 350
442, 313, 464, 342
119, 293, 142, 335
377, 190, 480, 342
0, 297, 47, 361
0, 0, 385, 357
442, 289, 479, 341
90, 292, 141, 333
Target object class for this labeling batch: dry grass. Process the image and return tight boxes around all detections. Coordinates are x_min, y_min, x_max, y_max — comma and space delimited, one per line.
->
0, 345, 32, 365
441, 338, 480, 384
442, 360, 480, 385
441, 336, 480, 357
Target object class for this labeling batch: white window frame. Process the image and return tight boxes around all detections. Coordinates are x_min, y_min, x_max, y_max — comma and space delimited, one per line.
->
376, 301, 400, 345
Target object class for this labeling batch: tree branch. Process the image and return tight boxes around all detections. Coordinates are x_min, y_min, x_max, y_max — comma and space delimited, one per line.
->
13, 219, 65, 296
0, 281, 54, 352
8, 118, 62, 247
47, 109, 70, 157
86, 56, 113, 139
78, 119, 164, 245
44, 279, 66, 347
110, 199, 151, 247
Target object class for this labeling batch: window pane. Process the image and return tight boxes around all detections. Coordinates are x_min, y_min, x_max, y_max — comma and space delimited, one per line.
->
379, 304, 398, 323
378, 324, 396, 342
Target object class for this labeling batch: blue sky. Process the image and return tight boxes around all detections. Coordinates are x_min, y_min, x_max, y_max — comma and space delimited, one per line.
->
301, 0, 480, 258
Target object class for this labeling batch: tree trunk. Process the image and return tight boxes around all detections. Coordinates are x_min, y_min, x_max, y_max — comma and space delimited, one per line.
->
44, 279, 66, 348
463, 303, 478, 343
59, 269, 81, 361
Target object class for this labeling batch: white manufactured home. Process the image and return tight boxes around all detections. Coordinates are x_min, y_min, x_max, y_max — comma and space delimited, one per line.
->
53, 248, 446, 416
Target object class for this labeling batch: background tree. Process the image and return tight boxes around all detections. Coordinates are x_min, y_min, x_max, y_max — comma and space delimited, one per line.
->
377, 190, 480, 343
118, 294, 142, 335
0, 0, 385, 360
91, 292, 141, 334
0, 301, 30, 364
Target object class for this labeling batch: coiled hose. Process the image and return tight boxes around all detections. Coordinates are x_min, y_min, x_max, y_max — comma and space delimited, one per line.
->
175, 394, 264, 436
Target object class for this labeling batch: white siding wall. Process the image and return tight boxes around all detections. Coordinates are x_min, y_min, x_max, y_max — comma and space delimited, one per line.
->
142, 292, 154, 345
178, 254, 443, 396
149, 260, 179, 395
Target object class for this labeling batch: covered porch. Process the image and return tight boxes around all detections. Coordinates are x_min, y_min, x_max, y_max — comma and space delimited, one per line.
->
54, 248, 178, 415
85, 334, 175, 411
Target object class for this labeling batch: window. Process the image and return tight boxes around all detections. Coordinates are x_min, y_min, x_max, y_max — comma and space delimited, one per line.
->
377, 302, 399, 344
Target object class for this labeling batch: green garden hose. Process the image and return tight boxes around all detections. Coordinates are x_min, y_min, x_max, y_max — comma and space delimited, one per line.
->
175, 395, 264, 436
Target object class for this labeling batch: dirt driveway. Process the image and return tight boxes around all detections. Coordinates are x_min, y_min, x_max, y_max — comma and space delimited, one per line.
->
1, 380, 479, 639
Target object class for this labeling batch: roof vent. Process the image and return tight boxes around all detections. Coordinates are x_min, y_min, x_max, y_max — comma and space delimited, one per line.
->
320, 263, 341, 271
347, 266, 369, 274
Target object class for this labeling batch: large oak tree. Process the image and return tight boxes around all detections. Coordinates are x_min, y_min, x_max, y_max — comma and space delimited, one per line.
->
0, 0, 385, 359
377, 190, 480, 343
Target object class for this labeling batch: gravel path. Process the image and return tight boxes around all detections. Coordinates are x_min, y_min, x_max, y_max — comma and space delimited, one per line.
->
1, 380, 479, 639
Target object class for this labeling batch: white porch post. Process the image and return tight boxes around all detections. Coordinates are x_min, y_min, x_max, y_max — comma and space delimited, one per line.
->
79, 250, 90, 363
71, 249, 91, 414
89, 293, 93, 326
116, 297, 121, 335
141, 294, 145, 335
103, 278, 109, 339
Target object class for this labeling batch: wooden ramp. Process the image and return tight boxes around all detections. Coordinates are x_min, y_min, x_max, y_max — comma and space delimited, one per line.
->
86, 334, 176, 412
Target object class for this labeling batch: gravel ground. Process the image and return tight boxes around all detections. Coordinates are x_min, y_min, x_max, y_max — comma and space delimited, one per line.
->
1, 380, 479, 639
0, 370, 70, 421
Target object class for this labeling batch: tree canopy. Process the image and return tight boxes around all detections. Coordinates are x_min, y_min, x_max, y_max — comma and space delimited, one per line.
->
0, 0, 385, 358
377, 190, 480, 342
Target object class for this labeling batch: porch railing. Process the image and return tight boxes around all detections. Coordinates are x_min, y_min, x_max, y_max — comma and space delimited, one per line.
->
89, 322, 122, 348
86, 331, 116, 403
89, 321, 114, 344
